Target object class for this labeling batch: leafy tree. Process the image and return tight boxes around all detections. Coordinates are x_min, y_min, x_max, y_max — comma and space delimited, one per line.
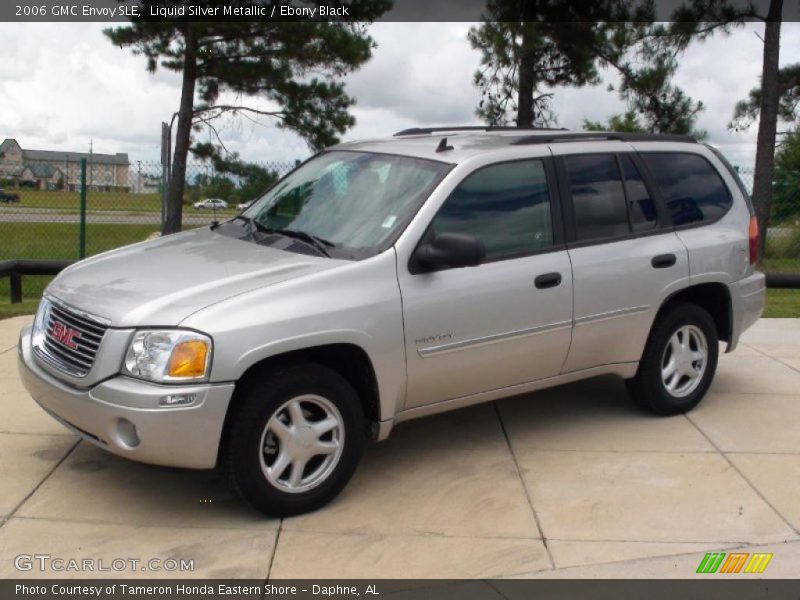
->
583, 110, 647, 132
730, 63, 800, 131
772, 128, 800, 222
468, 1, 652, 127
468, 1, 712, 134
193, 142, 279, 204
106, 0, 390, 234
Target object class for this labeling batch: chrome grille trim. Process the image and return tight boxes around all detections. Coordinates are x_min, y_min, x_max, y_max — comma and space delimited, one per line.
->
34, 299, 109, 377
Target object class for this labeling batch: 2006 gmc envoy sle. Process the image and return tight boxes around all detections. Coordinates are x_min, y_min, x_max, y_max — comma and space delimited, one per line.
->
18, 128, 765, 516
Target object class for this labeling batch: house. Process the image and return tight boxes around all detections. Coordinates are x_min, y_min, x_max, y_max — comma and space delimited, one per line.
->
0, 138, 130, 191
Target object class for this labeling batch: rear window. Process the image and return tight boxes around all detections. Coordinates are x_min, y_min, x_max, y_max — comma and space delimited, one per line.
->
640, 153, 732, 226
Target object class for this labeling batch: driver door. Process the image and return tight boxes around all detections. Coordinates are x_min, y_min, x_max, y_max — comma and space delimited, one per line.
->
397, 158, 574, 408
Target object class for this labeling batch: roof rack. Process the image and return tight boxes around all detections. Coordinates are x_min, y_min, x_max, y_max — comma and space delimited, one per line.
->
509, 132, 696, 145
393, 126, 568, 136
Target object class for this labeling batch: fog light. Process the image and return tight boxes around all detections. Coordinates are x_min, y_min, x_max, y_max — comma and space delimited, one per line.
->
116, 418, 140, 448
159, 393, 197, 407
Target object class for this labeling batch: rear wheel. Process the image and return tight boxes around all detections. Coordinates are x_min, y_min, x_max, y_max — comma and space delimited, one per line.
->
224, 363, 364, 517
627, 302, 718, 415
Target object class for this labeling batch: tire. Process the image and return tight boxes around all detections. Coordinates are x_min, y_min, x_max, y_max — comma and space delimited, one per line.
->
626, 301, 718, 416
224, 363, 364, 517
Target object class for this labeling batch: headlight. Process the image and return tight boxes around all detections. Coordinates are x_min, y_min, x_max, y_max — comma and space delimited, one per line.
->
31, 297, 52, 352
123, 330, 212, 383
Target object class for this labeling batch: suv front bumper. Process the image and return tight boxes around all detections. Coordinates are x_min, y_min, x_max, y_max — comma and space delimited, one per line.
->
17, 325, 235, 469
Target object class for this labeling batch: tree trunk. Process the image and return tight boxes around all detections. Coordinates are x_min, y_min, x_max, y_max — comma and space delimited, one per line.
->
163, 25, 198, 235
515, 2, 537, 127
752, 0, 782, 259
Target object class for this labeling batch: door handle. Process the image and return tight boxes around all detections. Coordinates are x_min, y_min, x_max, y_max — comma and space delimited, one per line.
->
651, 254, 677, 269
534, 272, 562, 289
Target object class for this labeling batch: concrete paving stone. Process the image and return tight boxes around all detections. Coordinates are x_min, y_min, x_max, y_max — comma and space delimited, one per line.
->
514, 450, 795, 544
780, 358, 800, 373
0, 518, 275, 579
711, 355, 800, 396
0, 433, 77, 517
0, 317, 30, 352
725, 343, 763, 357
738, 319, 800, 359
508, 539, 800, 579
284, 442, 539, 539
546, 539, 738, 570
497, 376, 713, 453
728, 453, 800, 534
0, 374, 74, 436
270, 530, 550, 579
689, 392, 800, 454
16, 442, 269, 530
0, 351, 18, 379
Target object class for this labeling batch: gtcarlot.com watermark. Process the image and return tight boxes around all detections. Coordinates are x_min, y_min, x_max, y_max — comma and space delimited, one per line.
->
14, 554, 195, 573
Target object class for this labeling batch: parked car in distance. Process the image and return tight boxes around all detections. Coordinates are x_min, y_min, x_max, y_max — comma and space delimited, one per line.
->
19, 128, 765, 518
237, 200, 254, 211
192, 198, 228, 210
0, 188, 21, 203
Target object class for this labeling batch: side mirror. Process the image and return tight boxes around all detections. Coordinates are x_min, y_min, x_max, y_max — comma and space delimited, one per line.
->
414, 232, 486, 271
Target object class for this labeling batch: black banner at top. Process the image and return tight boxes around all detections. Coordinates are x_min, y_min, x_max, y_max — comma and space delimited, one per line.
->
2, 0, 800, 23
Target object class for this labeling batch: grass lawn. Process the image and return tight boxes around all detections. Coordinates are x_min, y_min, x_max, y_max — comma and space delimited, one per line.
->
1, 189, 238, 217
0, 222, 159, 306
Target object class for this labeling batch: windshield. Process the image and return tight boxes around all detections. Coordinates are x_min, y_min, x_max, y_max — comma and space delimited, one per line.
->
240, 151, 450, 258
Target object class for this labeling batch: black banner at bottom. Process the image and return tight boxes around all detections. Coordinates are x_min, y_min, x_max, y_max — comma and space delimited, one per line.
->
3, 579, 800, 600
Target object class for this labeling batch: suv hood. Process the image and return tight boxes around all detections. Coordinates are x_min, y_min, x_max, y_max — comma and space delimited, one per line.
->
47, 228, 343, 327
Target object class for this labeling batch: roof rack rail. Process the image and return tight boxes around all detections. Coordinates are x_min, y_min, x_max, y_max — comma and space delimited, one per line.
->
509, 132, 696, 145
393, 126, 568, 136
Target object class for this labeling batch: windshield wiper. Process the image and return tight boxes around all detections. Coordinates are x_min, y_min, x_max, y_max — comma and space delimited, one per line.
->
229, 216, 335, 258
266, 227, 334, 257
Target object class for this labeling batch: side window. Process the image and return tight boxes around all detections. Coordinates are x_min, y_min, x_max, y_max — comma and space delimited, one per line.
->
430, 159, 553, 261
640, 152, 732, 226
563, 154, 629, 241
619, 154, 658, 231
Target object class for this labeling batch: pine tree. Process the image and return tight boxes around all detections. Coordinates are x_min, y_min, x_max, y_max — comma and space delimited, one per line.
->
106, 0, 390, 234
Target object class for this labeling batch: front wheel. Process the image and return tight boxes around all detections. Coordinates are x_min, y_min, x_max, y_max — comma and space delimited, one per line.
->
626, 302, 719, 415
224, 363, 364, 517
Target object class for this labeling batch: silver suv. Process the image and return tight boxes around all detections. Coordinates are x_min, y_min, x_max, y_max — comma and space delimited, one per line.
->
18, 129, 765, 516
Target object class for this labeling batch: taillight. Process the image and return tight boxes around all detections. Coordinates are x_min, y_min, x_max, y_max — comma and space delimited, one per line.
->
748, 216, 759, 265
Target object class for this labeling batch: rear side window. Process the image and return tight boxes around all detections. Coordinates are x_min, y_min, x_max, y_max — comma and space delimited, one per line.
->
640, 153, 732, 226
563, 154, 629, 241
619, 155, 658, 232
431, 159, 553, 260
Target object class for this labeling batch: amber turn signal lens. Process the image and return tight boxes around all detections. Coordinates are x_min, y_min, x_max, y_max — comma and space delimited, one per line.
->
167, 340, 208, 378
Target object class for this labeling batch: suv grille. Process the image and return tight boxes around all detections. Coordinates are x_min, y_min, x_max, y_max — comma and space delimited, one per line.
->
38, 301, 108, 377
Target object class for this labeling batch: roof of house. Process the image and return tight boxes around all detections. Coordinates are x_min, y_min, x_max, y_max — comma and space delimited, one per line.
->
1, 138, 129, 165
21, 163, 63, 178
0, 139, 21, 155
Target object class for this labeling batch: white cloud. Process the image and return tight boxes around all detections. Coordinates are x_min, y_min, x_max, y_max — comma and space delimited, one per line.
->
1, 20, 798, 169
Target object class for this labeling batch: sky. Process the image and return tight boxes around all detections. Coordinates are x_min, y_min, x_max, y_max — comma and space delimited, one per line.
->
1, 21, 798, 170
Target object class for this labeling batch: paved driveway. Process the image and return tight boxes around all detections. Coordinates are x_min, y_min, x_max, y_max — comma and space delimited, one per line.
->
1, 316, 799, 579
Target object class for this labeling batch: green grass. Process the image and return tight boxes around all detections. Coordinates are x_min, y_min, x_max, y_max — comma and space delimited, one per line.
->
2, 189, 238, 216
764, 289, 800, 318
0, 222, 160, 305
0, 299, 40, 320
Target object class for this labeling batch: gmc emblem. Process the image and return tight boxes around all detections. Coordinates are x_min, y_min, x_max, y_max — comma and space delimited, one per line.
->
51, 321, 81, 349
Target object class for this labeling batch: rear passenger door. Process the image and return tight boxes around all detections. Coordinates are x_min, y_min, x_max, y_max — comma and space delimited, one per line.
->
552, 148, 690, 373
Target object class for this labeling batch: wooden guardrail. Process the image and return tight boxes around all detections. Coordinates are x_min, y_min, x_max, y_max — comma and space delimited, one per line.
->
0, 260, 75, 304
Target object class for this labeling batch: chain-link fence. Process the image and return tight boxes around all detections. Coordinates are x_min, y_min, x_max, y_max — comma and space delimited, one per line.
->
1, 158, 798, 306
0, 159, 295, 303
